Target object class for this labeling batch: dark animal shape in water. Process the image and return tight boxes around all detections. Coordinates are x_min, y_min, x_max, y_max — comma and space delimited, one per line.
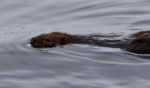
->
126, 31, 150, 54
30, 31, 150, 54
30, 32, 85, 48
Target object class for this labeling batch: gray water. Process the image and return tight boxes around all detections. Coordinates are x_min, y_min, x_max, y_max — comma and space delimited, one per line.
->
0, 0, 150, 87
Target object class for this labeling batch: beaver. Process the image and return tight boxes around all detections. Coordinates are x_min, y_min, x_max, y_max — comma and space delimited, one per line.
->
30, 31, 150, 54
126, 31, 150, 54
30, 32, 87, 48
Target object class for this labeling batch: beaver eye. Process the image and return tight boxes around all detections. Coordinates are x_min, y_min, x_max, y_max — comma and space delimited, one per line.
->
45, 39, 50, 42
31, 39, 36, 43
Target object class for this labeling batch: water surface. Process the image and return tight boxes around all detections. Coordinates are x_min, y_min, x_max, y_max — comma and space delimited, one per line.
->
0, 0, 150, 87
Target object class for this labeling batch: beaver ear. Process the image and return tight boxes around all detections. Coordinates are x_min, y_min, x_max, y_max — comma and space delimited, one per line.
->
45, 38, 50, 42
60, 37, 66, 45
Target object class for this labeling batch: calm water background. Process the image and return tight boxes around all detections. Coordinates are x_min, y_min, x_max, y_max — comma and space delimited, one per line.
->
0, 0, 150, 87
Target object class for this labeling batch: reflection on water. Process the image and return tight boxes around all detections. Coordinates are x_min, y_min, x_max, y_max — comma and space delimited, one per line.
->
0, 0, 150, 87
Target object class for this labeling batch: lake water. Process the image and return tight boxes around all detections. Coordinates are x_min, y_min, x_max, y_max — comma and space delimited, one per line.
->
0, 0, 150, 87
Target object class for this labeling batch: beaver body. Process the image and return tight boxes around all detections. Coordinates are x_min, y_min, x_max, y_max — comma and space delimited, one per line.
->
30, 31, 150, 54
126, 31, 150, 54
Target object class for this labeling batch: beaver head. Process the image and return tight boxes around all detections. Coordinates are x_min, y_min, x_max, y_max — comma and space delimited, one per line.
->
30, 34, 56, 48
30, 32, 84, 48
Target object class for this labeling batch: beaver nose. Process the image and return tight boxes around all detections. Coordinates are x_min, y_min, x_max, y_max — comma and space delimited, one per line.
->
30, 38, 41, 48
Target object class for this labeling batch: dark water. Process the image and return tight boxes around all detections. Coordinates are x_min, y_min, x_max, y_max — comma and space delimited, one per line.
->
0, 0, 150, 87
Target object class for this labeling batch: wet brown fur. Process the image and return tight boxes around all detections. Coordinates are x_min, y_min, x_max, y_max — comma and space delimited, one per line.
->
30, 32, 85, 48
126, 31, 150, 54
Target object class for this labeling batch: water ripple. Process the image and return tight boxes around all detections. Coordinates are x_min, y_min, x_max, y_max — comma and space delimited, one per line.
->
0, 0, 150, 87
